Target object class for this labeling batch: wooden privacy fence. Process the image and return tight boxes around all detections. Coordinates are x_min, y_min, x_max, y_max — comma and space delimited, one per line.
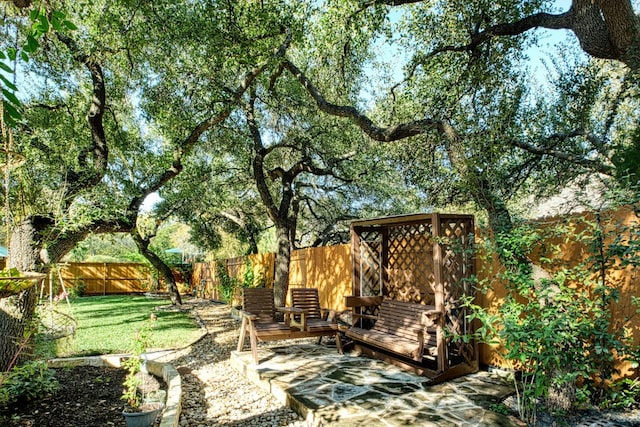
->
192, 253, 276, 302
192, 245, 352, 309
57, 262, 154, 295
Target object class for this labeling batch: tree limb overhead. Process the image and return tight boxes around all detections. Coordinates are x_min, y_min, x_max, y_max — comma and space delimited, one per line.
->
374, 0, 640, 69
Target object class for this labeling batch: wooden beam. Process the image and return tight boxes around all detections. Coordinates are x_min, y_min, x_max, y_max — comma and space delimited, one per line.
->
432, 213, 448, 372
350, 225, 360, 297
345, 295, 383, 307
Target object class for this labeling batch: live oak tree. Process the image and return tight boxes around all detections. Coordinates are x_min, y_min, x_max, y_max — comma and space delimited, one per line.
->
162, 82, 427, 307
244, 52, 433, 306
243, 85, 367, 307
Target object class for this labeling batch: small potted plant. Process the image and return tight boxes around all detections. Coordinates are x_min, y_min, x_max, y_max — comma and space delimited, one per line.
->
121, 321, 164, 427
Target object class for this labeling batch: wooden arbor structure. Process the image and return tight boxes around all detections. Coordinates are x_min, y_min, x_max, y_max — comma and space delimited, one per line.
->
350, 213, 478, 381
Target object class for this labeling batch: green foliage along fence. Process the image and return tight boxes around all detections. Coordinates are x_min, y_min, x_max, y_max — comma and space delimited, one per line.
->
192, 253, 274, 305
476, 206, 640, 379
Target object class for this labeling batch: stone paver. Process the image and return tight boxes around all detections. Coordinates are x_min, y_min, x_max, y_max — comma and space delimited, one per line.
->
231, 344, 520, 427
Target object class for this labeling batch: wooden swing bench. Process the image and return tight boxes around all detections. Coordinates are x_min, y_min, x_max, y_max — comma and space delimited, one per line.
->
237, 287, 342, 364
345, 296, 460, 380
345, 296, 477, 383
345, 296, 478, 384
348, 213, 479, 382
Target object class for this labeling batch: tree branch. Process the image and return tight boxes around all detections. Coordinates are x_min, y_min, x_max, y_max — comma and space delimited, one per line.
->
246, 93, 281, 223
56, 33, 109, 200
285, 57, 617, 183
510, 130, 615, 176
131, 223, 182, 305
283, 60, 444, 141
128, 28, 293, 214
372, 0, 640, 67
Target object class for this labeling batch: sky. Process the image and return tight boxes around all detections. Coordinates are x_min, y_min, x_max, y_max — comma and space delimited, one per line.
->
526, 0, 577, 74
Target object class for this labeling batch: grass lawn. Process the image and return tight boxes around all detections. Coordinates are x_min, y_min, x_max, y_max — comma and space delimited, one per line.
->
36, 295, 204, 358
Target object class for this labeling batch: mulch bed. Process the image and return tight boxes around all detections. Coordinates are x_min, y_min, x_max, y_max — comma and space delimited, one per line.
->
0, 365, 163, 427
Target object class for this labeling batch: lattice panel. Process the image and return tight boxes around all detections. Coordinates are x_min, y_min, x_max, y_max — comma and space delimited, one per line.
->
356, 229, 383, 319
438, 218, 476, 363
385, 223, 436, 304
357, 230, 383, 297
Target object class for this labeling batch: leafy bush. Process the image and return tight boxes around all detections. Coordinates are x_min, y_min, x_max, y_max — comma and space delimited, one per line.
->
489, 402, 510, 415
243, 258, 255, 288
68, 280, 87, 297
215, 261, 241, 304
464, 210, 640, 424
0, 361, 58, 406
602, 378, 640, 410
215, 258, 256, 304
122, 321, 153, 411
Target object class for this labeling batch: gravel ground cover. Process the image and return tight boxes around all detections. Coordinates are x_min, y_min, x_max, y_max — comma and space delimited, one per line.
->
156, 299, 307, 427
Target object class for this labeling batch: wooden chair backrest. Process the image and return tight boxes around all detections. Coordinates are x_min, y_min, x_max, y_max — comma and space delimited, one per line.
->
242, 287, 276, 321
290, 288, 323, 319
372, 299, 435, 341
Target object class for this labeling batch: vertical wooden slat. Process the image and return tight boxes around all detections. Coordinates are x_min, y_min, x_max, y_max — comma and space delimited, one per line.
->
468, 216, 479, 366
432, 213, 448, 372
381, 227, 389, 298
351, 225, 360, 298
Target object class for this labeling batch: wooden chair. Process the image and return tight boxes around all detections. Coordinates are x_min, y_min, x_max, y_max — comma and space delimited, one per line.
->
236, 287, 296, 364
289, 288, 343, 353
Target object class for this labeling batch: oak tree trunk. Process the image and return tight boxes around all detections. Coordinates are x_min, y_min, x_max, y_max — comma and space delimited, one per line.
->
131, 231, 182, 305
272, 225, 292, 309
0, 216, 50, 371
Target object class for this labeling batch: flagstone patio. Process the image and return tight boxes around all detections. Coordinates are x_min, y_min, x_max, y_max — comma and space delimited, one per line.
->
231, 344, 521, 426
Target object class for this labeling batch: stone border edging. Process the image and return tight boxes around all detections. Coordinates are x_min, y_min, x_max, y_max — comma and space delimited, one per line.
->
47, 355, 181, 427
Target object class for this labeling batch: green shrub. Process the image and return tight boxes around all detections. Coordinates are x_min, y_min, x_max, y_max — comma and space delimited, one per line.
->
0, 361, 58, 406
68, 280, 87, 297
602, 378, 640, 410
243, 258, 255, 288
463, 211, 640, 424
489, 402, 510, 415
215, 258, 256, 304
215, 261, 241, 304
121, 321, 153, 411
0, 388, 9, 407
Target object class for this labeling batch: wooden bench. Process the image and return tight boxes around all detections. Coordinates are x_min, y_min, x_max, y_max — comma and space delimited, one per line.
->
237, 287, 343, 364
345, 297, 441, 362
237, 287, 296, 363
